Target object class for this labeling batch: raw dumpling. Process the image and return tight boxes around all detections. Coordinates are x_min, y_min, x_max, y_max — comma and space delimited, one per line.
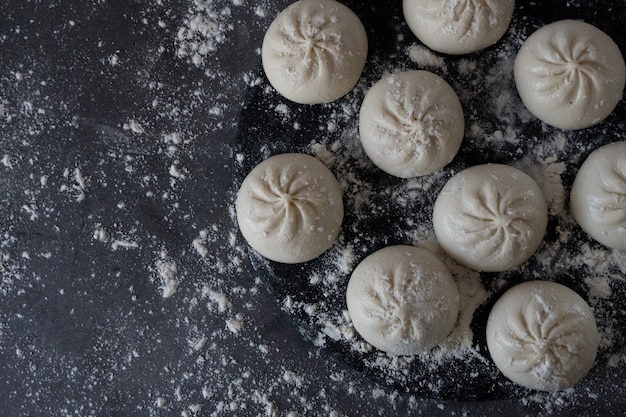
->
236, 153, 343, 263
346, 245, 460, 355
261, 0, 368, 104
514, 20, 626, 130
571, 141, 626, 250
402, 0, 515, 55
432, 164, 548, 272
486, 280, 599, 392
358, 70, 465, 178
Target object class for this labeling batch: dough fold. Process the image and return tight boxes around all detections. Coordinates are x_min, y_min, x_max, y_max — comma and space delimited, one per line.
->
486, 281, 599, 391
262, 0, 368, 104
236, 153, 343, 263
358, 70, 464, 178
346, 245, 460, 355
515, 20, 626, 130
571, 141, 626, 250
433, 164, 548, 272
403, 0, 515, 54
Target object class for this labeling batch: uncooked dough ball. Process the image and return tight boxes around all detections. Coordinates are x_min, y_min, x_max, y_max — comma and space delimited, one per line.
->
358, 70, 465, 178
261, 0, 368, 104
346, 245, 460, 355
515, 20, 626, 130
402, 0, 515, 55
486, 281, 599, 392
571, 141, 626, 250
433, 164, 548, 272
236, 153, 343, 264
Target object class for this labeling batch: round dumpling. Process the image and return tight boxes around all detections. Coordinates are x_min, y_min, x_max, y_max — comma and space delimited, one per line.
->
433, 164, 548, 272
571, 141, 626, 250
486, 280, 599, 392
261, 0, 368, 104
402, 0, 515, 55
358, 70, 465, 178
346, 245, 460, 355
514, 20, 626, 130
236, 153, 343, 264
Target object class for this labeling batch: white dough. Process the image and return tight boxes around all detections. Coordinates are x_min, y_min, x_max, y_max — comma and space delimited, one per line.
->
402, 0, 515, 55
515, 20, 626, 130
486, 281, 599, 392
358, 70, 465, 178
433, 164, 548, 272
261, 0, 368, 104
571, 141, 626, 250
346, 245, 460, 355
236, 153, 343, 264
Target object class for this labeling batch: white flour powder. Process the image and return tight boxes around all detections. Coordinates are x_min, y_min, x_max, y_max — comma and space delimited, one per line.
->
2, 0, 626, 416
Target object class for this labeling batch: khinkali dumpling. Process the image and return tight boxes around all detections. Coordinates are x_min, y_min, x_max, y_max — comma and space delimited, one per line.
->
262, 0, 368, 104
433, 164, 548, 272
486, 280, 599, 392
236, 153, 343, 263
358, 70, 465, 178
571, 141, 626, 250
346, 245, 460, 355
402, 0, 515, 55
515, 20, 626, 130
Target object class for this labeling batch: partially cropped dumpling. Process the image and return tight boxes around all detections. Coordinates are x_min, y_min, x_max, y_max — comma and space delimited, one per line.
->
261, 0, 368, 104
433, 164, 548, 272
486, 281, 599, 391
402, 0, 515, 55
358, 70, 465, 178
571, 141, 626, 250
236, 153, 343, 263
514, 20, 626, 130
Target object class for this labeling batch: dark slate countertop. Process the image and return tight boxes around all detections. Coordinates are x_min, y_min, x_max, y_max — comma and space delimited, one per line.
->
1, 1, 625, 416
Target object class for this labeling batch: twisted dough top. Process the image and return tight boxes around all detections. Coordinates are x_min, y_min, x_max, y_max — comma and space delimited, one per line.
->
433, 164, 548, 272
236, 153, 343, 264
346, 245, 460, 355
571, 141, 626, 250
486, 281, 599, 391
515, 20, 625, 130
359, 70, 464, 178
262, 0, 367, 104
403, 0, 515, 54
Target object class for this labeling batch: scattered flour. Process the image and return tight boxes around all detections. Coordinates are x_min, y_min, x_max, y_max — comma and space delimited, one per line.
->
585, 276, 613, 299
176, 0, 235, 67
407, 44, 446, 69
540, 158, 567, 216
156, 255, 179, 298
93, 225, 109, 242
2, 0, 626, 416
111, 239, 140, 251
123, 119, 145, 134
1, 154, 12, 168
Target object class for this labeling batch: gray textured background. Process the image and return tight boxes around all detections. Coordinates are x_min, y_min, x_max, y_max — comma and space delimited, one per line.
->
1, 1, 625, 416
